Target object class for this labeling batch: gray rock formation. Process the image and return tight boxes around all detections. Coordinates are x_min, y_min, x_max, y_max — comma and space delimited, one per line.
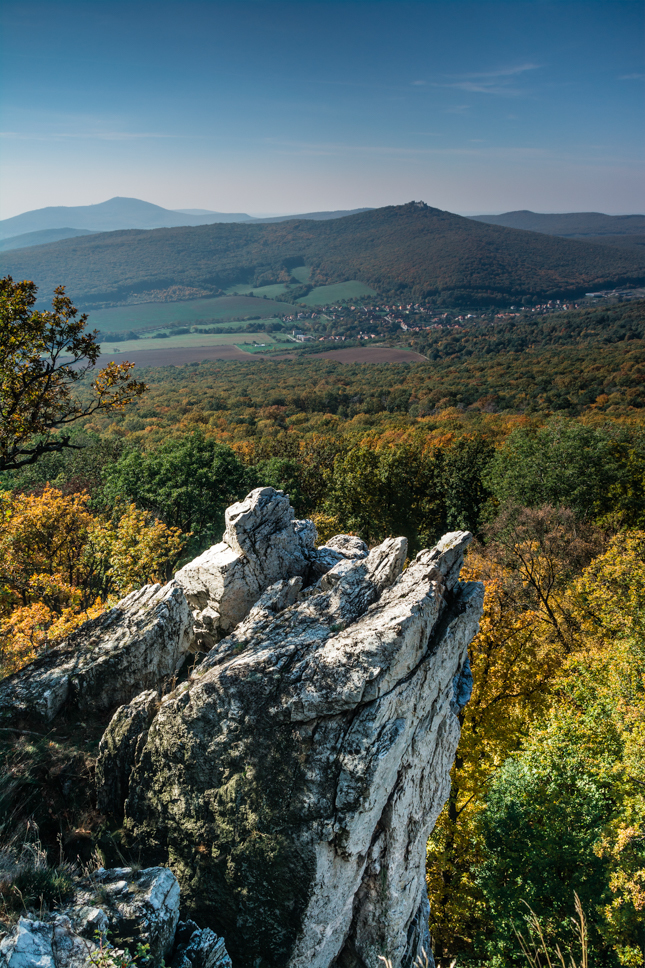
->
174, 487, 368, 649
0, 867, 227, 968
0, 485, 482, 967
0, 582, 193, 725
121, 530, 484, 968
0, 915, 92, 968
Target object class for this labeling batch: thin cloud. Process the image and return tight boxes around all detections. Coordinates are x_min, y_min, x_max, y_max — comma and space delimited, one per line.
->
438, 63, 541, 96
619, 73, 644, 80
459, 63, 541, 79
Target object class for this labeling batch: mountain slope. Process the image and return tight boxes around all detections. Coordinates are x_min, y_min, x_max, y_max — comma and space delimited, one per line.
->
2, 202, 644, 309
470, 210, 645, 238
0, 227, 97, 252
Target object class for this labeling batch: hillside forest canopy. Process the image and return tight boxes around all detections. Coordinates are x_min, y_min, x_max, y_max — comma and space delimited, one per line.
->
1, 276, 644, 966
2, 202, 645, 311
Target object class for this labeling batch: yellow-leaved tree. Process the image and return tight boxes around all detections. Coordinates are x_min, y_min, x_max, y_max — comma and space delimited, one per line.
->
567, 531, 645, 964
0, 486, 185, 677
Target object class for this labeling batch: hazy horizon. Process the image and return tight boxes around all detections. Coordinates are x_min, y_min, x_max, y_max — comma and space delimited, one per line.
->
2, 197, 644, 226
1, 0, 643, 221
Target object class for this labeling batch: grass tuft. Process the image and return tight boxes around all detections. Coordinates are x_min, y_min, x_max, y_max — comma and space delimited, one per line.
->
0, 825, 76, 920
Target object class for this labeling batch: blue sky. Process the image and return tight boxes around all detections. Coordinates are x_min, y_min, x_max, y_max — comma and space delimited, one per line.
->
0, 0, 643, 218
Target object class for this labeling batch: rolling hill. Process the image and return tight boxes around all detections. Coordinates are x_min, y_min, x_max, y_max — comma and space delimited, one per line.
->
2, 201, 644, 309
470, 210, 645, 238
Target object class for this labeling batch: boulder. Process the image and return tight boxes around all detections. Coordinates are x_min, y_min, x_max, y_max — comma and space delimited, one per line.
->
174, 487, 368, 649
123, 531, 484, 968
170, 920, 233, 968
0, 915, 93, 968
72, 866, 180, 963
0, 582, 193, 725
0, 867, 211, 968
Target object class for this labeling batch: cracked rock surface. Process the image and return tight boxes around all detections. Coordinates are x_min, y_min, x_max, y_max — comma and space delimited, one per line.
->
124, 530, 484, 968
0, 583, 194, 725
174, 487, 368, 649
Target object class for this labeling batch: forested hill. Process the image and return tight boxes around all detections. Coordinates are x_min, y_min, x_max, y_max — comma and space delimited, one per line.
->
2, 201, 644, 309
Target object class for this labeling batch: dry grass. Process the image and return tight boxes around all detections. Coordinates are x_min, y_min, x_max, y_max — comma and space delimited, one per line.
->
0, 824, 76, 922
516, 894, 588, 968
377, 897, 587, 968
378, 950, 438, 968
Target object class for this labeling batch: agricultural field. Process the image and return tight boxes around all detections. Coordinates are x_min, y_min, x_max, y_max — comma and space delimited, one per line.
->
99, 331, 280, 354
96, 344, 265, 367
88, 295, 297, 333
300, 281, 377, 306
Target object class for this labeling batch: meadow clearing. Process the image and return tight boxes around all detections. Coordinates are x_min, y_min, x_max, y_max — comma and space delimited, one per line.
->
88, 295, 298, 333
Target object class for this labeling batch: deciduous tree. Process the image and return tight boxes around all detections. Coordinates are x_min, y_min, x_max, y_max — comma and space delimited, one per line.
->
0, 276, 147, 472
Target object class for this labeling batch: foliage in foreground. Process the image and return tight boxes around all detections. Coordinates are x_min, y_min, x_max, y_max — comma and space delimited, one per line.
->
0, 276, 146, 472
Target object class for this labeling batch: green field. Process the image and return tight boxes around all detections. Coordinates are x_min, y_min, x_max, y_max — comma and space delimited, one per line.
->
300, 281, 377, 306
234, 339, 283, 354
290, 266, 312, 283
88, 295, 297, 333
99, 331, 279, 354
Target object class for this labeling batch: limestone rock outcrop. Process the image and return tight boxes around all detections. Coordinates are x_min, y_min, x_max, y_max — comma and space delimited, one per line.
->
0, 486, 483, 968
0, 582, 193, 725
122, 530, 484, 968
174, 487, 368, 649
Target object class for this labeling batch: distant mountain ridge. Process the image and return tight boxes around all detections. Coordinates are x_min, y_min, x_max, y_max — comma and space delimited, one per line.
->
0, 197, 374, 245
2, 201, 644, 309
253, 209, 372, 224
0, 197, 255, 240
470, 210, 645, 237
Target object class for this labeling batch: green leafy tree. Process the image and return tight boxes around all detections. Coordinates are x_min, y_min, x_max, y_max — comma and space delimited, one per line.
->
323, 442, 441, 551
484, 420, 645, 525
0, 276, 147, 472
104, 431, 250, 554
476, 714, 620, 968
